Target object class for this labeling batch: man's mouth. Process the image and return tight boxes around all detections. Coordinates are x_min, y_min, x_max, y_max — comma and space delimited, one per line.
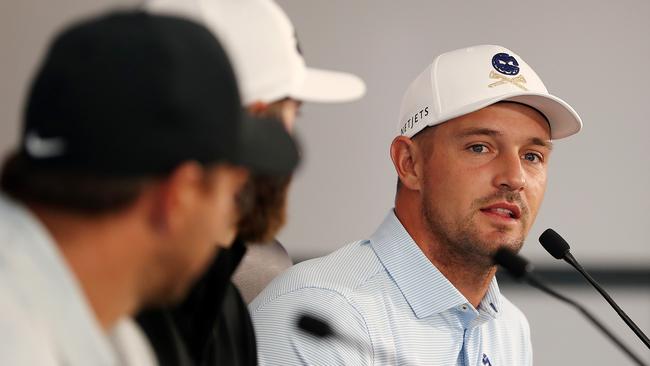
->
480, 203, 522, 220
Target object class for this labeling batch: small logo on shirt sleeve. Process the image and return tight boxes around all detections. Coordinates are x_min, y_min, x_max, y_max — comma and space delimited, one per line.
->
482, 353, 493, 366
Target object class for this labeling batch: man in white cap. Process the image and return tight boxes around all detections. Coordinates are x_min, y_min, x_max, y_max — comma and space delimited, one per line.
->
249, 45, 582, 365
139, 0, 365, 365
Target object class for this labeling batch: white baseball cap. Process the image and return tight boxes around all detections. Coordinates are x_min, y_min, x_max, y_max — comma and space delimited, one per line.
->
398, 45, 582, 140
144, 0, 366, 105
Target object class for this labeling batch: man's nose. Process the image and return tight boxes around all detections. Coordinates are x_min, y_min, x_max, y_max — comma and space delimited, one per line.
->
493, 152, 526, 192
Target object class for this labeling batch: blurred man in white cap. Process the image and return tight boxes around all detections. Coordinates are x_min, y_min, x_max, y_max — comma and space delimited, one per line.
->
145, 0, 365, 299
249, 45, 582, 365
139, 0, 365, 365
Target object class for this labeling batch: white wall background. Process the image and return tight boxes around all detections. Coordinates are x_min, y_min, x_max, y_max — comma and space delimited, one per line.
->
1, 1, 648, 364
506, 286, 650, 364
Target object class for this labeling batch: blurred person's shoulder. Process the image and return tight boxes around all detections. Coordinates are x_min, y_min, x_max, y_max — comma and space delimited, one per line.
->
0, 195, 55, 362
0, 193, 33, 248
109, 318, 158, 366
0, 284, 58, 364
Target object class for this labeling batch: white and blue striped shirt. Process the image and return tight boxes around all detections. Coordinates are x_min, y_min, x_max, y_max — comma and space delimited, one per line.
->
250, 211, 532, 365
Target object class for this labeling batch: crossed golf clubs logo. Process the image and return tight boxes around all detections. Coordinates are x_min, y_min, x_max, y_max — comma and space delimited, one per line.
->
488, 52, 528, 91
488, 70, 528, 91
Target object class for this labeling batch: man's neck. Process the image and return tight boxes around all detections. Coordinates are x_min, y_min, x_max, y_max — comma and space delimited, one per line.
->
424, 247, 496, 308
394, 203, 496, 309
29, 204, 147, 330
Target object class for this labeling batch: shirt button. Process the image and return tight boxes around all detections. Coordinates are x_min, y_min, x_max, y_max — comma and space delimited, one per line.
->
459, 305, 468, 311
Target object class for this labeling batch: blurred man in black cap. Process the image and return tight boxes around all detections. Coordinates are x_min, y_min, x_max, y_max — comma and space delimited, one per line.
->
0, 10, 298, 365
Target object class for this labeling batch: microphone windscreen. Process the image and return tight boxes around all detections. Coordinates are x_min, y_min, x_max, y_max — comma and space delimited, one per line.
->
494, 248, 531, 279
539, 229, 571, 259
297, 314, 333, 338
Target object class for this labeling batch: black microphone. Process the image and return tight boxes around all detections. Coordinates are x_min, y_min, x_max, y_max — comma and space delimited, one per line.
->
494, 248, 647, 366
539, 228, 650, 349
298, 314, 333, 338
297, 314, 414, 365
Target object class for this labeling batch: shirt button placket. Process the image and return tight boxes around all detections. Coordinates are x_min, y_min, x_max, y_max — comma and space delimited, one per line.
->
462, 328, 472, 366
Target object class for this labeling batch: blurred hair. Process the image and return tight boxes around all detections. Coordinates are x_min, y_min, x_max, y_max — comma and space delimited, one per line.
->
236, 174, 291, 243
238, 98, 295, 242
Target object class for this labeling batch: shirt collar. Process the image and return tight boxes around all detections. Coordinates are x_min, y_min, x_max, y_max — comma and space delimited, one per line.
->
479, 275, 502, 318
369, 210, 502, 319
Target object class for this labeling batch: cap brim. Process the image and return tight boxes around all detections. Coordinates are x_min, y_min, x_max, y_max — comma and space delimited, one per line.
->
437, 92, 582, 140
290, 67, 366, 103
503, 93, 582, 139
237, 116, 300, 175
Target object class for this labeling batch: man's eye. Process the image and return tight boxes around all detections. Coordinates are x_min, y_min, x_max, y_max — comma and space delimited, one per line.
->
468, 144, 489, 154
523, 152, 542, 163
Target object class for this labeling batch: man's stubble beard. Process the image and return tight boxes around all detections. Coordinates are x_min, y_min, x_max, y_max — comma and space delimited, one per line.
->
420, 181, 528, 270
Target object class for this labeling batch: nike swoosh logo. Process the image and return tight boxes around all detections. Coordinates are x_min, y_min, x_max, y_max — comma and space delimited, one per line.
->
24, 132, 66, 158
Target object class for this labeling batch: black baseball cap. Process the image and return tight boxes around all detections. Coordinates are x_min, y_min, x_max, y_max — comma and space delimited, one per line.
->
19, 11, 299, 176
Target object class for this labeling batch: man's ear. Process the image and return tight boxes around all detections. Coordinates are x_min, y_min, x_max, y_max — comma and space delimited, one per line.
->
390, 136, 424, 191
150, 162, 204, 234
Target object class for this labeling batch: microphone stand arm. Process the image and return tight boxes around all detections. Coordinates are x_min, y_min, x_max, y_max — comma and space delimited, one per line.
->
525, 274, 646, 366
564, 253, 650, 349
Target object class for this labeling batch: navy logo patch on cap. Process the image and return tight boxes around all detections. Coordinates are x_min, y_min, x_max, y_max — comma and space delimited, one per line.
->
488, 52, 528, 91
492, 53, 520, 76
